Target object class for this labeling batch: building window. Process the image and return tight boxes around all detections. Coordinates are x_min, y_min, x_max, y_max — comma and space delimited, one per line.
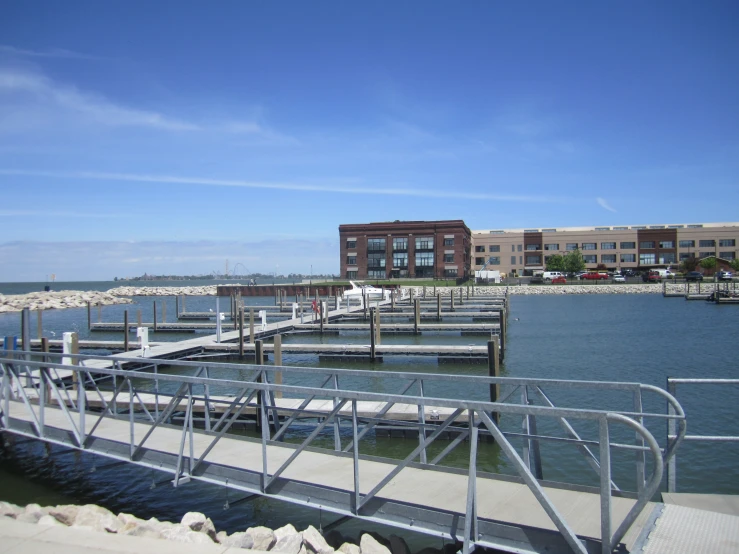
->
583, 255, 597, 264
582, 243, 596, 250
640, 241, 655, 249
415, 237, 434, 250
512, 245, 515, 252
595, 227, 611, 231
443, 238, 454, 246
393, 238, 408, 251
699, 240, 715, 248
621, 253, 636, 263
659, 241, 674, 249
679, 253, 692, 261
475, 245, 485, 253
687, 224, 703, 228
475, 257, 485, 265
620, 242, 636, 249
444, 268, 458, 277
659, 253, 676, 264
613, 226, 628, 231
367, 238, 386, 251
489, 245, 500, 252
720, 252, 735, 260
367, 253, 386, 268
346, 240, 356, 249
525, 255, 541, 265
488, 257, 500, 265
639, 253, 656, 265
525, 244, 541, 251
544, 243, 559, 251
511, 256, 516, 266
517, 245, 523, 252
699, 251, 713, 258
678, 240, 694, 248
346, 271, 357, 279
601, 254, 616, 263
601, 242, 616, 250
415, 252, 434, 267
393, 253, 408, 268
719, 239, 736, 247
566, 243, 578, 251
444, 254, 455, 263
346, 256, 357, 265
368, 270, 385, 279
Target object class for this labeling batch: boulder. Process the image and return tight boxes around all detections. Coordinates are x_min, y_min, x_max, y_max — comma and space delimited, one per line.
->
219, 531, 255, 549
37, 515, 65, 526
0, 501, 21, 519
275, 523, 299, 542
74, 504, 123, 533
160, 524, 214, 544
180, 511, 217, 540
117, 512, 143, 526
303, 525, 334, 554
119, 522, 163, 539
16, 504, 46, 524
338, 543, 361, 554
216, 530, 229, 543
360, 534, 392, 554
388, 535, 410, 554
273, 532, 304, 554
246, 526, 277, 551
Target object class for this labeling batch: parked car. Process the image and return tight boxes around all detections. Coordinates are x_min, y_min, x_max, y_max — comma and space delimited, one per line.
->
613, 274, 626, 283
642, 270, 662, 282
551, 276, 567, 284
529, 275, 544, 284
717, 270, 733, 281
622, 269, 637, 277
581, 272, 609, 280
685, 271, 703, 282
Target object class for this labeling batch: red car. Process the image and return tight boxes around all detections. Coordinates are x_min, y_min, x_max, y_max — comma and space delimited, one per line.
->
581, 272, 609, 280
551, 276, 567, 284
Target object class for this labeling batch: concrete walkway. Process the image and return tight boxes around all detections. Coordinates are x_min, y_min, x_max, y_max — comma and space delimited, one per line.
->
0, 518, 267, 554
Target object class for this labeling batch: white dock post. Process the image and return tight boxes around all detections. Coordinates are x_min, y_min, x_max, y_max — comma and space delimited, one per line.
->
216, 297, 221, 343
137, 327, 149, 358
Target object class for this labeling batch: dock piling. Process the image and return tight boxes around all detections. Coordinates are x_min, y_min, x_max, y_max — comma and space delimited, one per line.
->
369, 307, 376, 360
162, 300, 166, 323
87, 301, 91, 330
414, 298, 420, 334
375, 305, 381, 345
488, 337, 500, 424
436, 293, 441, 322
176, 295, 179, 319
249, 309, 255, 343
124, 311, 129, 352
238, 307, 244, 358
21, 308, 30, 353
153, 302, 157, 332
36, 310, 42, 339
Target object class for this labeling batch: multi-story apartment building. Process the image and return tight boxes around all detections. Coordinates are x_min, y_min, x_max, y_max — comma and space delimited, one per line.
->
338, 220, 471, 280
471, 222, 739, 276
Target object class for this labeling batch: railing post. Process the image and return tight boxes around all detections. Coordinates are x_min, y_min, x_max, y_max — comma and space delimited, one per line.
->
418, 380, 427, 464
123, 310, 129, 352
462, 410, 478, 554
333, 374, 341, 451
599, 417, 612, 554
634, 388, 646, 494
667, 378, 677, 492
369, 308, 376, 360
274, 335, 282, 399
352, 400, 360, 513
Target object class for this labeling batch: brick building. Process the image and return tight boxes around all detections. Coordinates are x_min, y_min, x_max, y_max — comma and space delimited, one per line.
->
338, 220, 472, 280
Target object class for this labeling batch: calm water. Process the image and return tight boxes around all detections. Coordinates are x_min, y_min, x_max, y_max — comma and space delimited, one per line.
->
1, 285, 737, 547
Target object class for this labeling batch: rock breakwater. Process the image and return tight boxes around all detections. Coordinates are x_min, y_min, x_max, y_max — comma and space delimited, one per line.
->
107, 285, 219, 296
0, 290, 133, 314
0, 501, 435, 554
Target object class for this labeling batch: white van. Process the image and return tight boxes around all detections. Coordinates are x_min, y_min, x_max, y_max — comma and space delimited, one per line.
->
542, 271, 564, 281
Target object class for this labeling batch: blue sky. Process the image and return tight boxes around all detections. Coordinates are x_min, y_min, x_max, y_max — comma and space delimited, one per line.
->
1, 1, 737, 281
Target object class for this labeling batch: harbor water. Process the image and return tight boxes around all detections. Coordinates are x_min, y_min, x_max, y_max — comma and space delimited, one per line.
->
0, 281, 737, 547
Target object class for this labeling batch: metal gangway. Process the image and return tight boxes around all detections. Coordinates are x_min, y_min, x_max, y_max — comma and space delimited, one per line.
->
0, 351, 686, 554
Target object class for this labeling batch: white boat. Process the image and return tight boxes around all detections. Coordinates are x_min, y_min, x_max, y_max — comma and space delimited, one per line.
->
342, 281, 390, 301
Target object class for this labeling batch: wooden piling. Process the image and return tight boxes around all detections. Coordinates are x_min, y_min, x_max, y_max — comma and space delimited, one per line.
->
274, 335, 282, 399
375, 305, 381, 345
436, 294, 441, 322
423, 286, 426, 298
414, 298, 420, 334
451, 290, 455, 311
238, 307, 244, 358
41, 337, 51, 403
21, 308, 30, 351
369, 307, 376, 360
37, 310, 42, 339
391, 291, 396, 312
176, 295, 179, 318
488, 337, 500, 424
249, 308, 255, 343
87, 301, 91, 330
320, 302, 324, 334
499, 308, 506, 361
123, 310, 129, 352
153, 302, 157, 332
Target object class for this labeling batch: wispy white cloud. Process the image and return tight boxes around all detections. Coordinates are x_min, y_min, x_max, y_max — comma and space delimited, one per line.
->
0, 67, 285, 138
0, 168, 570, 203
596, 197, 617, 213
0, 44, 99, 60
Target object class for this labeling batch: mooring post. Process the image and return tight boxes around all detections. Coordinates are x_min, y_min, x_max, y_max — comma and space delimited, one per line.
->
37, 310, 42, 339
153, 302, 157, 332
375, 305, 381, 345
123, 310, 129, 352
433, 283, 436, 296
249, 308, 255, 343
274, 335, 282, 399
87, 301, 91, 330
175, 295, 179, 318
238, 307, 244, 358
488, 337, 500, 424
21, 308, 30, 352
459, 287, 463, 305
436, 293, 441, 322
362, 290, 367, 319
391, 290, 396, 311
451, 290, 455, 311
369, 307, 376, 360
414, 298, 420, 334
423, 286, 426, 299
320, 301, 324, 335
280, 289, 283, 312
499, 308, 506, 361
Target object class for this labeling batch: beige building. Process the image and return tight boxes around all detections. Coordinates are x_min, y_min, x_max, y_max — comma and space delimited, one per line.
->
471, 222, 739, 276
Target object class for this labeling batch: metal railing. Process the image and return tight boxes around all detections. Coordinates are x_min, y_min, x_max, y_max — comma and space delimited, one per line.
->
1, 351, 686, 554
666, 378, 739, 492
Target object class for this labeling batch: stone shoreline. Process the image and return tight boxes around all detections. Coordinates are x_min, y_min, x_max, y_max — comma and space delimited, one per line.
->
0, 501, 422, 554
0, 290, 133, 314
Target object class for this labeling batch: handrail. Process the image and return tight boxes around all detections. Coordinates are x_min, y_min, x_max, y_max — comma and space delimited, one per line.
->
1, 353, 686, 554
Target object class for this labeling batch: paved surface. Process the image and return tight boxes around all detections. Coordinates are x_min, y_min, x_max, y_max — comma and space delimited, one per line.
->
642, 504, 739, 554
662, 492, 739, 517
0, 518, 266, 554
